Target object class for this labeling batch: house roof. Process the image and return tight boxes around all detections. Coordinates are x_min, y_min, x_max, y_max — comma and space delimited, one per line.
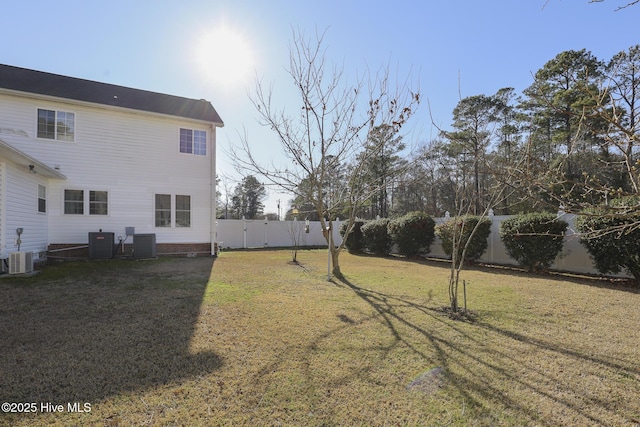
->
0, 139, 67, 179
0, 64, 223, 125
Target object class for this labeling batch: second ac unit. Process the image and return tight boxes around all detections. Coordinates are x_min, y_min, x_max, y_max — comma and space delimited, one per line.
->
133, 234, 157, 259
9, 252, 33, 274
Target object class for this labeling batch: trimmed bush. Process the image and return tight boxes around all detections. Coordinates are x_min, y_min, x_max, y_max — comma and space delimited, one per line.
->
575, 197, 640, 281
339, 219, 366, 254
388, 212, 436, 257
361, 218, 392, 255
499, 212, 568, 272
435, 215, 492, 266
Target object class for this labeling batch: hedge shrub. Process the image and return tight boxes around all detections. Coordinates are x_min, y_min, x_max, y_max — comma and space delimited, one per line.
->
339, 219, 366, 254
575, 197, 640, 281
361, 218, 392, 255
499, 212, 568, 272
387, 212, 435, 257
435, 215, 491, 266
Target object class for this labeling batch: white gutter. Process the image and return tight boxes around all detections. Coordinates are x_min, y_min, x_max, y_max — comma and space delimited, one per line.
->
0, 139, 66, 179
210, 122, 222, 255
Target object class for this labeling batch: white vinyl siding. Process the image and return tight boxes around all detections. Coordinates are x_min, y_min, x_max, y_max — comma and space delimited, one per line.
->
0, 162, 3, 258
0, 91, 215, 245
2, 162, 49, 259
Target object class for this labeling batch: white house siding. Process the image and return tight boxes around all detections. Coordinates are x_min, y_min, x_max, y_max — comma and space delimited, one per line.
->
0, 91, 215, 249
2, 161, 49, 260
0, 162, 3, 259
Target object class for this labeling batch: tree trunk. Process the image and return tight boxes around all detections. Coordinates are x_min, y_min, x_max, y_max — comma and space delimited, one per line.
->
448, 266, 459, 313
322, 219, 343, 280
331, 247, 342, 278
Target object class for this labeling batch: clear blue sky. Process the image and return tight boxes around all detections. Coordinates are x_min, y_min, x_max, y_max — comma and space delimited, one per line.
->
2, 0, 638, 214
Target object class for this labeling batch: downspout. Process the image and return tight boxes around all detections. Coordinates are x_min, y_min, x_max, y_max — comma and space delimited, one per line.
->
210, 124, 217, 256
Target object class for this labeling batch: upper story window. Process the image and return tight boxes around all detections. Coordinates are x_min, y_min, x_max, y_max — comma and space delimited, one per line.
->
180, 128, 206, 155
38, 109, 75, 142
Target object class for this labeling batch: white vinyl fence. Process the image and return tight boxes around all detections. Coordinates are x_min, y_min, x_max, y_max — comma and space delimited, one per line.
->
215, 218, 343, 250
429, 213, 627, 277
215, 214, 630, 278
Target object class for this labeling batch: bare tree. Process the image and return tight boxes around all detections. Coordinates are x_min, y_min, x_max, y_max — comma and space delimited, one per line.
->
231, 29, 419, 278
589, 0, 640, 10
433, 92, 523, 315
438, 171, 514, 315
287, 218, 305, 263
217, 174, 235, 219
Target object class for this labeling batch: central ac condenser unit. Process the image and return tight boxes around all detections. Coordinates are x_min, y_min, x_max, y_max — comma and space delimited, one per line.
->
133, 234, 157, 259
9, 252, 33, 274
88, 232, 115, 259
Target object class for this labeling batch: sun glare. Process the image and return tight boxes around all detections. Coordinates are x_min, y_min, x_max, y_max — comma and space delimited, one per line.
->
194, 24, 255, 89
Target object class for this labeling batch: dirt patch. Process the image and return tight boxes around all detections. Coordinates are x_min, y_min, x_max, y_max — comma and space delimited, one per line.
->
407, 367, 447, 395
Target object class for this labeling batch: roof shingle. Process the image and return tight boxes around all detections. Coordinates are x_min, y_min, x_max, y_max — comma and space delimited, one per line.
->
0, 64, 223, 125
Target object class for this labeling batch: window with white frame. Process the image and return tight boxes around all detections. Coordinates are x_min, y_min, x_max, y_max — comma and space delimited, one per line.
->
38, 109, 75, 141
89, 191, 108, 215
179, 128, 206, 155
64, 189, 108, 215
155, 194, 191, 227
176, 195, 191, 227
155, 194, 172, 227
64, 189, 84, 214
38, 184, 46, 213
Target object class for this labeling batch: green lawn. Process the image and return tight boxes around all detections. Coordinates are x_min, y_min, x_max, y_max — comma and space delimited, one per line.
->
1, 250, 639, 426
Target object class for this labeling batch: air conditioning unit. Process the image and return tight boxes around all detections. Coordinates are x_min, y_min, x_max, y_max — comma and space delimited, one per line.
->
9, 252, 33, 274
88, 232, 115, 260
133, 234, 157, 259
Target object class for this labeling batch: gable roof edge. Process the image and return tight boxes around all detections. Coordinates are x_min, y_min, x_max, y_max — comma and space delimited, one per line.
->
0, 64, 224, 125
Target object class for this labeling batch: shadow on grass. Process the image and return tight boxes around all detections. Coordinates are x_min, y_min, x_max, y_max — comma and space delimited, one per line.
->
0, 258, 222, 403
333, 273, 639, 426
374, 251, 640, 295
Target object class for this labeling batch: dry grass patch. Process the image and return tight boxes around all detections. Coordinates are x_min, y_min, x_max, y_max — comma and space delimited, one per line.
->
1, 251, 639, 426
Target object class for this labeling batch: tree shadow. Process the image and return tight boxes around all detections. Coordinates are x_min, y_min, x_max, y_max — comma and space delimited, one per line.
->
0, 258, 222, 404
330, 273, 640, 425
390, 253, 640, 294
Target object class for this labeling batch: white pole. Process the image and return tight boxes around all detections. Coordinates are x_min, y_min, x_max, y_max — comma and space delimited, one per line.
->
264, 217, 268, 247
488, 209, 495, 263
243, 216, 247, 249
327, 223, 332, 281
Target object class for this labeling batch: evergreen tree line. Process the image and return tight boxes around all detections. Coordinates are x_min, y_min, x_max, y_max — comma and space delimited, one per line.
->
217, 175, 267, 219
287, 45, 640, 220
